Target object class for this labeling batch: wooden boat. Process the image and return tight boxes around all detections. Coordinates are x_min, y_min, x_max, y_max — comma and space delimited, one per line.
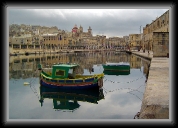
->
103, 70, 130, 75
39, 63, 104, 89
39, 85, 105, 110
102, 62, 130, 72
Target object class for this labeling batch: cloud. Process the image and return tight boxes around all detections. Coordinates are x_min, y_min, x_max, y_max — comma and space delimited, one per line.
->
8, 9, 169, 37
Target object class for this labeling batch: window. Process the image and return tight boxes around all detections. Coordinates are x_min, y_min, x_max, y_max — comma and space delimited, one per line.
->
55, 69, 65, 76
68, 69, 73, 74
162, 40, 165, 45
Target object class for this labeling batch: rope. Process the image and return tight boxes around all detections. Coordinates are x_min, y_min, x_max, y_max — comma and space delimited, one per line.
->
103, 75, 144, 84
29, 83, 40, 100
102, 84, 145, 100
28, 77, 40, 100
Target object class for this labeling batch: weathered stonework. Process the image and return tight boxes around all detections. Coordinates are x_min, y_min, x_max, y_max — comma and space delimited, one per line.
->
139, 105, 169, 119
142, 10, 169, 53
152, 32, 169, 57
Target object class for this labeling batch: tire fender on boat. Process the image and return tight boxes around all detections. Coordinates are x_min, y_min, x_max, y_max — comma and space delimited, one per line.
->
98, 78, 103, 87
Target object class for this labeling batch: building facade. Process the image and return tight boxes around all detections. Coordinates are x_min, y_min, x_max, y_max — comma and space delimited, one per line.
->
129, 34, 142, 50
152, 32, 169, 57
142, 10, 169, 56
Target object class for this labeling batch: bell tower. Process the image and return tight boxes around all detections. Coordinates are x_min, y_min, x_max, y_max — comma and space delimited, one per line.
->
88, 26, 92, 35
79, 25, 83, 33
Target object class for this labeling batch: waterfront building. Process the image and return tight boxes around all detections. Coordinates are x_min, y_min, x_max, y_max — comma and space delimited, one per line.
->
129, 34, 142, 50
108, 37, 119, 48
95, 35, 106, 49
90, 36, 100, 49
123, 36, 129, 49
10, 34, 33, 47
9, 23, 129, 53
152, 32, 169, 57
40, 29, 69, 50
142, 10, 169, 56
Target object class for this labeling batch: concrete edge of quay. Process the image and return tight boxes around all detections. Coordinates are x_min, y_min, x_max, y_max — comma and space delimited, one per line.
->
131, 50, 169, 119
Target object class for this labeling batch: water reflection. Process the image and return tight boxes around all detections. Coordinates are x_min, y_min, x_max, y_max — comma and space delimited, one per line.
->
39, 85, 104, 112
9, 52, 150, 79
9, 51, 151, 119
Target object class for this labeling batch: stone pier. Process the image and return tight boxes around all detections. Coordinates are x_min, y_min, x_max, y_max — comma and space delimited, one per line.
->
131, 50, 169, 119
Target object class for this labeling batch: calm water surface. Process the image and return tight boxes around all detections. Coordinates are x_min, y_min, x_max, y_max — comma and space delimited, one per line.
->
9, 51, 150, 119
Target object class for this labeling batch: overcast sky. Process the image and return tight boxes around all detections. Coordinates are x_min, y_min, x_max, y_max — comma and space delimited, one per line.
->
8, 8, 169, 38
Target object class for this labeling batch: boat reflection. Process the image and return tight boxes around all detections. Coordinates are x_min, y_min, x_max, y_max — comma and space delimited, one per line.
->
39, 85, 105, 111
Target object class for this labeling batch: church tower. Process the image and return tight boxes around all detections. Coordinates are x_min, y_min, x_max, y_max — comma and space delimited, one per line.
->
88, 26, 92, 34
72, 24, 79, 37
79, 25, 83, 33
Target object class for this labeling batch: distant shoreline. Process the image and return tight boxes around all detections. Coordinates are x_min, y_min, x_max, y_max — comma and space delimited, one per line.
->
9, 49, 124, 56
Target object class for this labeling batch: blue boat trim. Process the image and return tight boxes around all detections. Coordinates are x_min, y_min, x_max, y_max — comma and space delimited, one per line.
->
40, 80, 99, 89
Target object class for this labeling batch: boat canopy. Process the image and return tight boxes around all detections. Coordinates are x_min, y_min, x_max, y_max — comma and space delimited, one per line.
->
52, 64, 79, 79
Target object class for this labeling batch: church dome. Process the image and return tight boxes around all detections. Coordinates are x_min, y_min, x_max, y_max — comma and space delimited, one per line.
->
73, 24, 78, 29
72, 24, 78, 32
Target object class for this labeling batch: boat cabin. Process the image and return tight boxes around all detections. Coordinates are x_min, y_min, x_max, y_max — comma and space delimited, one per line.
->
51, 64, 79, 79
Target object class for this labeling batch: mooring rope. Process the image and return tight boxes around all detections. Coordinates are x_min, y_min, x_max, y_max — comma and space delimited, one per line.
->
29, 83, 40, 100
127, 91, 142, 101
28, 78, 40, 100
103, 86, 144, 94
102, 82, 145, 102
103, 75, 145, 84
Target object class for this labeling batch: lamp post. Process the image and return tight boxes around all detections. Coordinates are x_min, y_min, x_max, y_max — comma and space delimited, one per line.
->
148, 41, 149, 54
140, 25, 142, 51
140, 25, 142, 34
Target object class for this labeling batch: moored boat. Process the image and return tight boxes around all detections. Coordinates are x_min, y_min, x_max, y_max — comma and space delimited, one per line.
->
39, 63, 104, 89
102, 62, 130, 72
103, 70, 130, 75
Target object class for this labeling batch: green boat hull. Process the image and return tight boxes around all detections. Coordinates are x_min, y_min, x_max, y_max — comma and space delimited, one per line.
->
102, 65, 130, 72
103, 70, 130, 75
102, 62, 130, 75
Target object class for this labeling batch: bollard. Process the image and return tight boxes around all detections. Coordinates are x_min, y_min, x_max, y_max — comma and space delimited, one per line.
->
167, 53, 169, 58
38, 64, 42, 70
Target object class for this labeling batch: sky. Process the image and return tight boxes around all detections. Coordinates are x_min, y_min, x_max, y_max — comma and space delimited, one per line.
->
8, 8, 169, 38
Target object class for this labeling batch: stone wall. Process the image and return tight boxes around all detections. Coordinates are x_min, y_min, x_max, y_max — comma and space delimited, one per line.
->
153, 32, 169, 57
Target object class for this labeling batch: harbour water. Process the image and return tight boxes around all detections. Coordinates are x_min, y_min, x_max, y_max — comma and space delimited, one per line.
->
9, 51, 150, 119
